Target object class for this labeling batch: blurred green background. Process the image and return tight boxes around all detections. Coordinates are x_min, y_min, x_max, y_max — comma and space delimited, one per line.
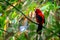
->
0, 0, 60, 40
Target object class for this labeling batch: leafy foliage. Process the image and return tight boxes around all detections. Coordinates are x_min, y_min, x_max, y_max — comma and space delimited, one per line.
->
0, 0, 60, 40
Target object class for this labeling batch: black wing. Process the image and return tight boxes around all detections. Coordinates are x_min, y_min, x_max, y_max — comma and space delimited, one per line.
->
36, 14, 42, 22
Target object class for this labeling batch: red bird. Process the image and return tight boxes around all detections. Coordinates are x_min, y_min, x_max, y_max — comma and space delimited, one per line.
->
35, 8, 45, 34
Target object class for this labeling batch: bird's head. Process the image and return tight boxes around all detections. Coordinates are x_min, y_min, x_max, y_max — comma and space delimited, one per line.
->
35, 8, 42, 14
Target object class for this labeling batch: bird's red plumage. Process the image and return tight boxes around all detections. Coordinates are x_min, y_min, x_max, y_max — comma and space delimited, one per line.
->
35, 8, 45, 24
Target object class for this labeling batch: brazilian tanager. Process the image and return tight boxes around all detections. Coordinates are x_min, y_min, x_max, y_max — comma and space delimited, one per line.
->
35, 8, 45, 34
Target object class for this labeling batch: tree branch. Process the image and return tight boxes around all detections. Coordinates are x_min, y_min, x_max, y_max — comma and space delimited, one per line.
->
5, 0, 38, 25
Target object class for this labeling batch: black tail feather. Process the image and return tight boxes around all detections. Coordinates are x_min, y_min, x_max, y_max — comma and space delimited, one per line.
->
37, 24, 43, 34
